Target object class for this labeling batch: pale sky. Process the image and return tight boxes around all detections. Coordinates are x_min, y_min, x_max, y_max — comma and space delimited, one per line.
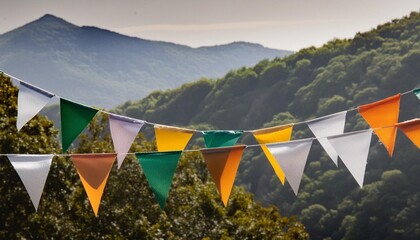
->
1, 0, 419, 51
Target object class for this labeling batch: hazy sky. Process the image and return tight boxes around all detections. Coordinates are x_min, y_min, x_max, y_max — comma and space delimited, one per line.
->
1, 0, 419, 51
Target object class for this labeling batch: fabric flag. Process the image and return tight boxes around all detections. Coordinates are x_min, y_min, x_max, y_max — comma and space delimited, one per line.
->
396, 119, 420, 148
358, 94, 400, 157
154, 125, 195, 151
200, 145, 245, 206
203, 130, 243, 148
17, 81, 54, 131
252, 124, 294, 185
266, 139, 313, 195
109, 114, 145, 169
71, 153, 116, 217
7, 154, 53, 210
414, 88, 420, 100
60, 99, 98, 152
328, 130, 373, 187
306, 111, 347, 165
136, 151, 182, 209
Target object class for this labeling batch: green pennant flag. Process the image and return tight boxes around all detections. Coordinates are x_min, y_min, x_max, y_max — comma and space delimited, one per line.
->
136, 151, 182, 209
60, 98, 98, 152
414, 88, 420, 100
203, 130, 243, 148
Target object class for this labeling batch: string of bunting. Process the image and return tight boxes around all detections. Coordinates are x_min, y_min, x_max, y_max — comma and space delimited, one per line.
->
1, 70, 420, 216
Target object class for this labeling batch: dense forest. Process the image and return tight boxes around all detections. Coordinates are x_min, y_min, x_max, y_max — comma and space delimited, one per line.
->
0, 74, 308, 239
113, 12, 420, 239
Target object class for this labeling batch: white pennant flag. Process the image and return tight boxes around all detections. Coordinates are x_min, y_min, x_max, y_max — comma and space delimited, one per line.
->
306, 111, 347, 165
327, 129, 372, 187
17, 81, 54, 131
266, 139, 313, 195
109, 114, 145, 169
7, 154, 54, 210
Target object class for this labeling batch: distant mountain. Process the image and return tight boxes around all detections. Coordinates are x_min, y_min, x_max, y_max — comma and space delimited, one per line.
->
0, 14, 292, 107
113, 12, 420, 239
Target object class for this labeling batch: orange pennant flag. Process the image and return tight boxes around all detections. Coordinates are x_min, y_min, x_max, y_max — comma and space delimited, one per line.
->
201, 145, 245, 207
358, 94, 401, 156
154, 125, 195, 151
71, 153, 116, 217
252, 124, 294, 185
396, 119, 420, 148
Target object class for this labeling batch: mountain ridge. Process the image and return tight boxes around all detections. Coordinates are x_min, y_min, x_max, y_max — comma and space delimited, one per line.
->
113, 12, 420, 129
0, 14, 291, 108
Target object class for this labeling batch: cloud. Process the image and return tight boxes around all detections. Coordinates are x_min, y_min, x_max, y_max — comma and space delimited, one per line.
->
114, 21, 286, 33
113, 19, 361, 35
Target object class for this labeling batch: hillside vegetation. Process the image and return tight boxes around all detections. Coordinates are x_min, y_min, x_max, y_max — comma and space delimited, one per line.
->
114, 12, 420, 239
114, 12, 419, 130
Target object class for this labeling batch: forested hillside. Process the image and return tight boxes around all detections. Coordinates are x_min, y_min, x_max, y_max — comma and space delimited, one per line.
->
114, 12, 420, 239
114, 12, 419, 130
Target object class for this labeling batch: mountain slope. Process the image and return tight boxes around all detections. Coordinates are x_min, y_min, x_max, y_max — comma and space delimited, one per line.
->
114, 12, 420, 130
0, 14, 291, 108
113, 12, 420, 239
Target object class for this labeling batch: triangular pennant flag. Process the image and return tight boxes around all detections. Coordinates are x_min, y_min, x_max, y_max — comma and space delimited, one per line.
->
306, 111, 347, 165
71, 153, 116, 216
154, 125, 195, 151
136, 151, 182, 209
203, 130, 243, 148
414, 88, 420, 100
266, 139, 313, 195
328, 130, 373, 187
7, 154, 53, 210
200, 145, 245, 206
396, 119, 420, 148
358, 94, 400, 156
17, 81, 54, 131
60, 98, 98, 152
252, 124, 294, 185
109, 114, 145, 169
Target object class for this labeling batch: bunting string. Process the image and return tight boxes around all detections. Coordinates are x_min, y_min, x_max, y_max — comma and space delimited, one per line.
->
0, 70, 416, 133
0, 123, 413, 157
0, 70, 420, 133
0, 118, 410, 157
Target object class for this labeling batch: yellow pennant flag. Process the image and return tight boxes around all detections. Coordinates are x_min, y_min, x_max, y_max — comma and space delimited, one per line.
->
201, 145, 245, 207
71, 153, 116, 217
154, 125, 195, 151
358, 94, 401, 157
396, 119, 420, 148
252, 124, 294, 185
